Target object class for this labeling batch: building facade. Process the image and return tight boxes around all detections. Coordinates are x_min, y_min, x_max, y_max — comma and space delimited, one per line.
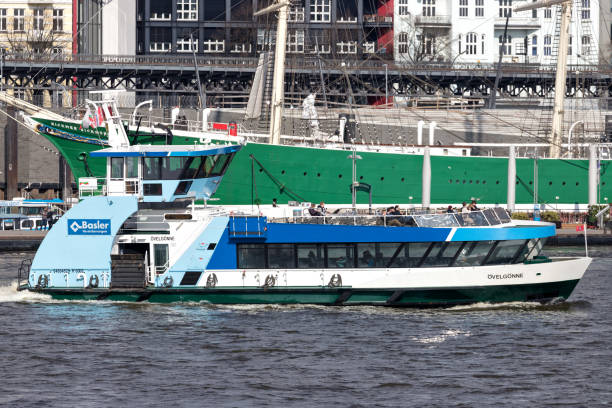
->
0, 1, 73, 56
136, 0, 394, 59
394, 0, 601, 66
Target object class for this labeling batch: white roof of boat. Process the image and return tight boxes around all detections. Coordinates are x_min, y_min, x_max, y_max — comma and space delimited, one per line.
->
89, 144, 241, 157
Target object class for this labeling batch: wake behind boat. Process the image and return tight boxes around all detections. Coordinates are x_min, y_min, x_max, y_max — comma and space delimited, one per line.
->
16, 142, 590, 306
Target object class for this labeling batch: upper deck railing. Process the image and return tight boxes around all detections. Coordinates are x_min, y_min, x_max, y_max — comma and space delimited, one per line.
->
267, 207, 512, 228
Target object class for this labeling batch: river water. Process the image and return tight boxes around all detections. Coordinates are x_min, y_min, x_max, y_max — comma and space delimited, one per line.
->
0, 247, 610, 407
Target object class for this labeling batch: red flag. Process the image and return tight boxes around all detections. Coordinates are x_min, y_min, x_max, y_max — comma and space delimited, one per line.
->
576, 224, 584, 232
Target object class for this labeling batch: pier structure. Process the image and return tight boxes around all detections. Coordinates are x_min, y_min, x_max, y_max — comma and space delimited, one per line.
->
0, 54, 611, 109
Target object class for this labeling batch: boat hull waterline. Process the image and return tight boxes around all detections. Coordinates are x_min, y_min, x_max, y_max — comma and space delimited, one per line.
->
20, 258, 589, 306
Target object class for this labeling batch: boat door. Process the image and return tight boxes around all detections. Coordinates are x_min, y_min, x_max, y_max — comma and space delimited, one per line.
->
108, 157, 140, 195
152, 244, 169, 276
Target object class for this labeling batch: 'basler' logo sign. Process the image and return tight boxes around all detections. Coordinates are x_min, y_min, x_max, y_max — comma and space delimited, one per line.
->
67, 219, 111, 235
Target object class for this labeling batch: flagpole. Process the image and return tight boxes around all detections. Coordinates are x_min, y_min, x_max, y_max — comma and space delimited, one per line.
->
584, 222, 588, 257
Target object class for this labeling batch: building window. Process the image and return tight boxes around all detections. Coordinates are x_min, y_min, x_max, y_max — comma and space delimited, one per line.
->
14, 88, 26, 100
33, 8, 45, 31
499, 34, 512, 55
288, 5, 305, 22
581, 0, 590, 19
499, 0, 512, 17
398, 32, 409, 54
581, 35, 591, 56
13, 8, 25, 31
0, 9, 6, 32
257, 29, 274, 52
176, 35, 197, 53
423, 0, 436, 17
203, 39, 225, 53
418, 33, 434, 55
336, 41, 357, 54
150, 27, 172, 52
465, 32, 477, 54
544, 35, 551, 56
475, 0, 484, 16
399, 0, 409, 16
287, 29, 304, 53
544, 8, 551, 18
459, 0, 468, 17
481, 34, 486, 54
531, 35, 537, 56
310, 0, 331, 22
177, 0, 197, 20
568, 35, 572, 55
52, 9, 63, 32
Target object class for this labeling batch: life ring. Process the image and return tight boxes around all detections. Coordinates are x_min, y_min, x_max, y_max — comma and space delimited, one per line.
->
206, 273, 218, 288
264, 274, 276, 287
37, 274, 49, 288
163, 276, 174, 288
328, 274, 342, 288
89, 275, 99, 288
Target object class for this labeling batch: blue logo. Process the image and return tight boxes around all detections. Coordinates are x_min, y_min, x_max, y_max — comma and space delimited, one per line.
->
67, 219, 111, 235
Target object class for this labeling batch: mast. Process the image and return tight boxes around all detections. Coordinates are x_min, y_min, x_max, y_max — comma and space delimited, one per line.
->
254, 0, 290, 145
514, 0, 572, 158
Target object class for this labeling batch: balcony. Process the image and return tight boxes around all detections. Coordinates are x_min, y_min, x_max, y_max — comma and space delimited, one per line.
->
415, 15, 451, 27
494, 17, 540, 29
363, 15, 393, 26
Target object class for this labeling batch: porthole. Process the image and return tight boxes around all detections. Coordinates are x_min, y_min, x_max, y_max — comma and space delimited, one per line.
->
476, 180, 480, 184
483, 180, 487, 184
549, 181, 553, 185
516, 181, 519, 185
562, 181, 566, 186
317, 173, 321, 177
259, 168, 263, 173
529, 181, 533, 185
576, 182, 579, 186
495, 181, 499, 185
402, 178, 405, 182
359, 176, 363, 180
338, 174, 342, 178
303, 172, 307, 176
449, 179, 452, 183
281, 170, 285, 175
380, 177, 384, 181
469, 180, 473, 184
456, 179, 460, 183
462, 180, 466, 184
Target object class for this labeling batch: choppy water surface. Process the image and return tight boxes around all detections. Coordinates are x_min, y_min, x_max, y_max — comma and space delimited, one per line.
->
0, 247, 611, 407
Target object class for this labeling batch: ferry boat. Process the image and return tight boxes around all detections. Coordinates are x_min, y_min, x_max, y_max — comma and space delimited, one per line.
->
17, 143, 591, 306
0, 198, 62, 230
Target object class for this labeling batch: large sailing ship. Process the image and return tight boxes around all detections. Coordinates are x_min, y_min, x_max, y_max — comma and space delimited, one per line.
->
8, 0, 612, 207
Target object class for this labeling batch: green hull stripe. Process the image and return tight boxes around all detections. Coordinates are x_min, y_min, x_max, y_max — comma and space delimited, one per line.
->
35, 280, 579, 306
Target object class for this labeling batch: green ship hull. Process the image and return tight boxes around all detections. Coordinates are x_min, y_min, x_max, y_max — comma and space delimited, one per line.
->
33, 117, 611, 205
21, 279, 579, 306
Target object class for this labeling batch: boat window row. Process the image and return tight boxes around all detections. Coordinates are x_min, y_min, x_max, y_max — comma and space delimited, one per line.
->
236, 239, 546, 269
110, 153, 234, 181
143, 153, 233, 180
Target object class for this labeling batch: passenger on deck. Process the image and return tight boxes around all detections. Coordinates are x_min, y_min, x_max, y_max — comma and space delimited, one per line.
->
308, 202, 322, 216
446, 205, 455, 213
272, 198, 278, 207
317, 201, 327, 215
469, 200, 480, 211
461, 202, 469, 214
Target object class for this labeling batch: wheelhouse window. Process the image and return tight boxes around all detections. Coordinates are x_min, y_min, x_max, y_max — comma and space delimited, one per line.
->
454, 241, 495, 266
143, 153, 234, 180
110, 157, 124, 179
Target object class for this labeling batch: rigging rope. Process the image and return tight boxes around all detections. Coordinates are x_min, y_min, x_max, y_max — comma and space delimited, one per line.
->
249, 154, 307, 202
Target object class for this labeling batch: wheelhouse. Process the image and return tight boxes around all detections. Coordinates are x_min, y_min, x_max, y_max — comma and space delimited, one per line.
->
83, 144, 240, 202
